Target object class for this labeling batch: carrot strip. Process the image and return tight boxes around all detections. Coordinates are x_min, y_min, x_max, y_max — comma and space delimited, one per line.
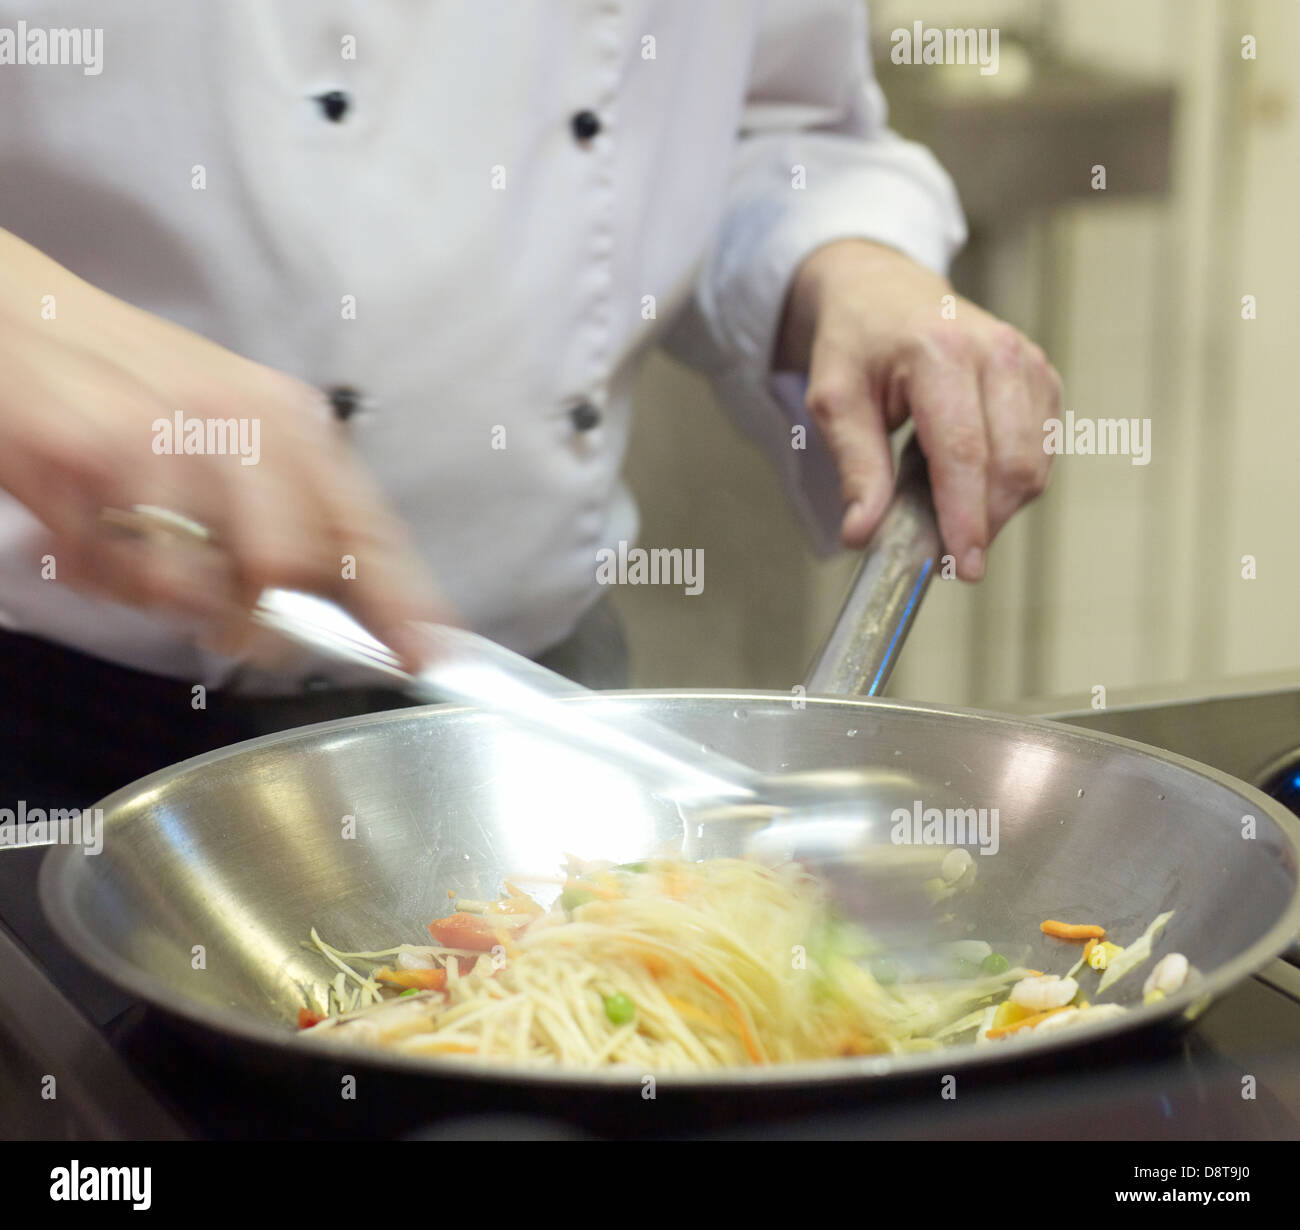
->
297, 1008, 325, 1030
562, 878, 622, 901
837, 1031, 887, 1057
429, 913, 507, 951
413, 1042, 478, 1055
1040, 920, 1106, 940
374, 966, 448, 991
986, 1006, 1069, 1038
692, 968, 765, 1064
662, 867, 686, 899
640, 952, 671, 978
664, 995, 730, 1034
607, 936, 673, 978
500, 882, 544, 914
491, 896, 543, 917
1082, 938, 1098, 962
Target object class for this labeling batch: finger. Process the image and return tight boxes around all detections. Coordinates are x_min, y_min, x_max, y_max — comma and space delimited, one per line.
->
1026, 341, 1063, 447
906, 333, 989, 580
805, 338, 895, 549
45, 381, 242, 619
307, 431, 452, 670
981, 330, 1050, 540
164, 378, 359, 652
55, 517, 236, 629
219, 446, 339, 611
95, 449, 246, 619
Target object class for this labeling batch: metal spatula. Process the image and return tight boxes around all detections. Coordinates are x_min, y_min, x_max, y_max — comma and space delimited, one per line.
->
248, 437, 947, 930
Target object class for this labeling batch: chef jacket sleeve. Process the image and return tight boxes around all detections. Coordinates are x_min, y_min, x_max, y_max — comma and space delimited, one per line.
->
661, 0, 968, 554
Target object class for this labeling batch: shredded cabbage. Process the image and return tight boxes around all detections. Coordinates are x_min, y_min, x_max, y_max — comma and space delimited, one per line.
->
1098, 910, 1175, 994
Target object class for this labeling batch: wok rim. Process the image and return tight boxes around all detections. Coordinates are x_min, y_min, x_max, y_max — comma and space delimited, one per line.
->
38, 689, 1300, 1091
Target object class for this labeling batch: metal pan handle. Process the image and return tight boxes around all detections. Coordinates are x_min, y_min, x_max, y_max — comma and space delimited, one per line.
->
804, 434, 941, 698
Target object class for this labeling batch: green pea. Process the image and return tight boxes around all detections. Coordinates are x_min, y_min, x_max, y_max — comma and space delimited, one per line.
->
603, 992, 636, 1025
560, 886, 597, 912
980, 952, 1010, 976
868, 956, 900, 985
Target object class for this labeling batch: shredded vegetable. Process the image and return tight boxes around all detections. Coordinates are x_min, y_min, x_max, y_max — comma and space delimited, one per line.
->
1098, 911, 1175, 994
297, 860, 1182, 1068
298, 858, 1027, 1069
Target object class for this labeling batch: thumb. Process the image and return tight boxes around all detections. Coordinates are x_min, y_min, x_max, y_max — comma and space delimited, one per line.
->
805, 344, 895, 549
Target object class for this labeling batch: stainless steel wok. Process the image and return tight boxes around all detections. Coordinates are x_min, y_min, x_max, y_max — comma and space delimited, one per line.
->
35, 445, 1300, 1093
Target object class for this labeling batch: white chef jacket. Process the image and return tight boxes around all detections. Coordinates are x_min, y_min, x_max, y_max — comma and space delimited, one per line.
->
0, 0, 965, 692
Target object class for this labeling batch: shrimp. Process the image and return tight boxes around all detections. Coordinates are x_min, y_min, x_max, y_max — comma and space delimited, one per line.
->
1009, 974, 1079, 1011
1143, 952, 1189, 999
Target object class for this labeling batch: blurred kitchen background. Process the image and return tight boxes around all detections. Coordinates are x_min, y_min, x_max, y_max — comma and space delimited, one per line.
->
614, 0, 1298, 708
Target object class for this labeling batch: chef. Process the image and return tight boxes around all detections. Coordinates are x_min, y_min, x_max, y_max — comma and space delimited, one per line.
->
0, 1, 1060, 814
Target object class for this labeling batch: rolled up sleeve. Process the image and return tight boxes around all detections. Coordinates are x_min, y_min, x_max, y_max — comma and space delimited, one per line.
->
663, 0, 967, 553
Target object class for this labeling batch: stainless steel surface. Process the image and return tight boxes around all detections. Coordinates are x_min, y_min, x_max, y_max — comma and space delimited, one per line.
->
250, 587, 412, 688
1039, 687, 1300, 790
1037, 681, 1300, 968
253, 590, 865, 811
254, 591, 744, 801
805, 438, 941, 696
251, 592, 939, 901
39, 692, 1300, 1090
879, 50, 1175, 228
